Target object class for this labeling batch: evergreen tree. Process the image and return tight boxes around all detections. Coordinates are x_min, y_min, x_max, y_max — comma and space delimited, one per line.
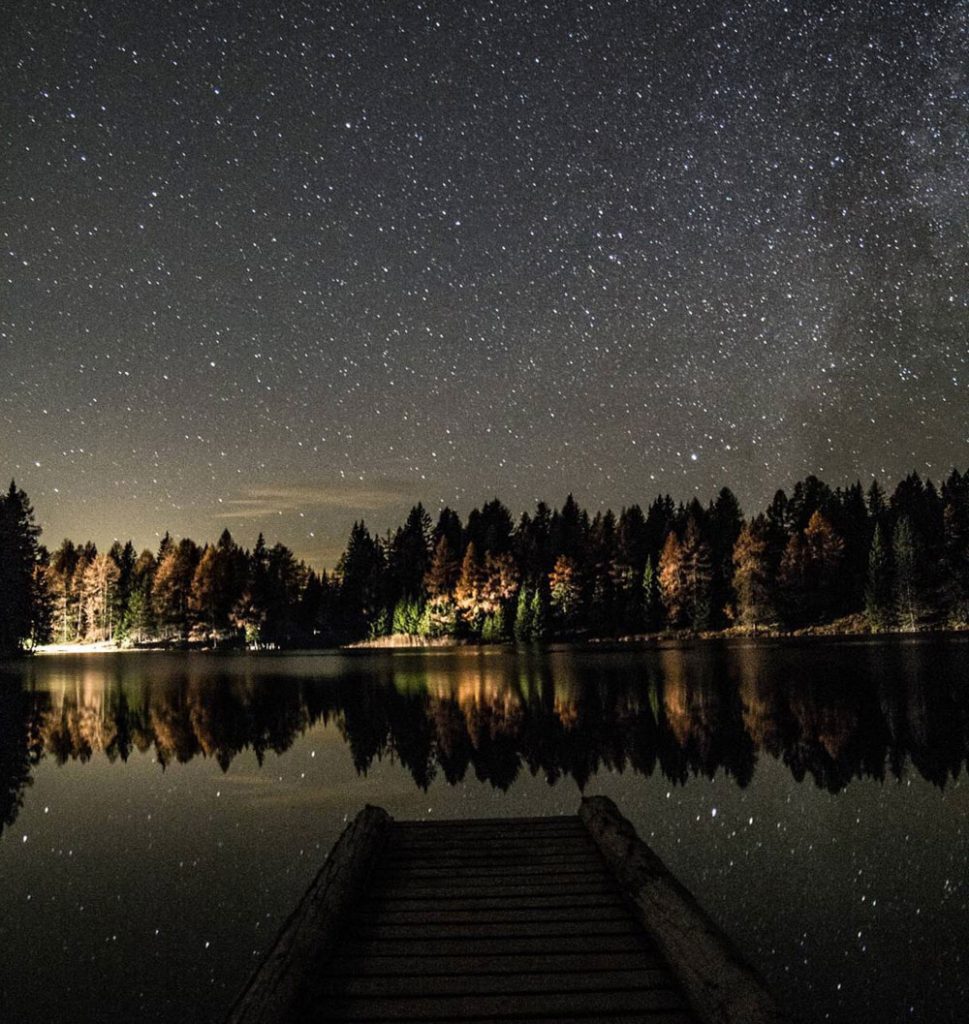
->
513, 585, 534, 640
548, 554, 582, 633
388, 503, 432, 608
708, 488, 743, 626
425, 534, 460, 599
392, 597, 423, 635
680, 515, 714, 630
941, 471, 969, 623
0, 481, 49, 653
529, 585, 549, 640
642, 557, 662, 631
454, 541, 486, 634
893, 516, 923, 630
865, 521, 894, 630
336, 521, 385, 639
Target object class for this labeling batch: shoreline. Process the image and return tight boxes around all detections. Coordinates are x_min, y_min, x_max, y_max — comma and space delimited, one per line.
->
28, 620, 969, 656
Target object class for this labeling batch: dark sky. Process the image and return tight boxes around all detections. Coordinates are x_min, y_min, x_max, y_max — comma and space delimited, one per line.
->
2, 0, 966, 566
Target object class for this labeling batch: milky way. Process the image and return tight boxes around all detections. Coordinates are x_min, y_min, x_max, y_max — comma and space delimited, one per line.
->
2, 1, 966, 565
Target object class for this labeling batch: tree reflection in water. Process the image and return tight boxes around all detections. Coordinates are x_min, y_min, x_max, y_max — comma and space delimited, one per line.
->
1, 641, 967, 837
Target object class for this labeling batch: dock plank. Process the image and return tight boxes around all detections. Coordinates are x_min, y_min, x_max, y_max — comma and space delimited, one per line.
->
325, 968, 674, 997
337, 934, 654, 957
325, 951, 664, 976
313, 988, 688, 1021
229, 804, 787, 1024
357, 904, 631, 925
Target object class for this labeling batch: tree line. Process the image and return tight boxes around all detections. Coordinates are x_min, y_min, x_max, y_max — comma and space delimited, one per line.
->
1, 466, 968, 653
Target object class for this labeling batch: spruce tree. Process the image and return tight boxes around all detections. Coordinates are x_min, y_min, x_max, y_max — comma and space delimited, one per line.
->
642, 557, 662, 631
893, 516, 921, 630
513, 585, 534, 640
0, 481, 49, 653
864, 521, 894, 630
529, 585, 549, 640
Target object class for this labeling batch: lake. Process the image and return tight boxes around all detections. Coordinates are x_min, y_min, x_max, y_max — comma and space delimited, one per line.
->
1, 638, 967, 1023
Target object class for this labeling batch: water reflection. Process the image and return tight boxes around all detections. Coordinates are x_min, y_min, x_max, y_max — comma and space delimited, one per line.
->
2, 640, 967, 837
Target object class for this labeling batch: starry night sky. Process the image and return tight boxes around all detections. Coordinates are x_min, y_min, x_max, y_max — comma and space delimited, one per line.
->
2, 1, 966, 566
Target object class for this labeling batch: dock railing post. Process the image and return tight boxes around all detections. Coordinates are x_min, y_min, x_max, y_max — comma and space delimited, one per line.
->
580, 795, 792, 1024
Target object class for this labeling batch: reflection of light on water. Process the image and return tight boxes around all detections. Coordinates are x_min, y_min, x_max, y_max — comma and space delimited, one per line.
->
8, 643, 969, 794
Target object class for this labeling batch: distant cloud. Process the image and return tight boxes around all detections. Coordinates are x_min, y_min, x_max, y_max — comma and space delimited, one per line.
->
217, 479, 419, 520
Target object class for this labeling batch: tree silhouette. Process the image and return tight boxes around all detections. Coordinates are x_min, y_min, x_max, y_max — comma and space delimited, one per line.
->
0, 481, 49, 653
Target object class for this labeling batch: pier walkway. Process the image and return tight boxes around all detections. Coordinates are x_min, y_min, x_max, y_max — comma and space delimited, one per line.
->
227, 797, 788, 1024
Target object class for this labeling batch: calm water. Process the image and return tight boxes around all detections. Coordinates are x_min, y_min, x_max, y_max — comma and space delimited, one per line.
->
1, 639, 967, 1023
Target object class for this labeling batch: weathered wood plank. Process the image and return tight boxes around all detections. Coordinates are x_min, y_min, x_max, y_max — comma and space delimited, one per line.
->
367, 877, 619, 898
362, 891, 626, 912
325, 951, 664, 976
386, 843, 599, 861
225, 805, 392, 1024
391, 815, 582, 829
356, 904, 631, 925
348, 1016, 696, 1024
379, 862, 604, 879
384, 855, 603, 872
581, 796, 789, 1024
351, 918, 642, 941
314, 987, 688, 1020
325, 968, 674, 997
338, 934, 651, 957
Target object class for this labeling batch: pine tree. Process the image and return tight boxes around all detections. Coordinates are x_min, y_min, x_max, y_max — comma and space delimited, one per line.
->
454, 542, 486, 633
642, 557, 662, 631
864, 521, 894, 630
514, 585, 534, 640
893, 516, 922, 630
548, 554, 581, 632
941, 472, 969, 623
708, 487, 743, 627
529, 586, 549, 640
680, 515, 713, 630
425, 535, 460, 598
0, 481, 49, 653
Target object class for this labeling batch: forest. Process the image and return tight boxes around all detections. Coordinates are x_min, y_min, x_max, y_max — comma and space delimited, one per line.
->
1, 467, 968, 655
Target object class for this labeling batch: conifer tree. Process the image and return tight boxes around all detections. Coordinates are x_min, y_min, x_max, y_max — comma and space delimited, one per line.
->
548, 554, 581, 631
152, 539, 200, 640
425, 535, 460, 598
680, 515, 714, 630
642, 557, 662, 631
864, 521, 894, 630
454, 542, 486, 633
658, 530, 686, 627
732, 516, 776, 628
529, 586, 549, 640
0, 481, 49, 653
893, 516, 922, 630
941, 473, 969, 623
514, 585, 534, 640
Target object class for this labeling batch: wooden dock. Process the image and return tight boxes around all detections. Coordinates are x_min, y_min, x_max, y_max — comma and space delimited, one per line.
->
227, 797, 789, 1024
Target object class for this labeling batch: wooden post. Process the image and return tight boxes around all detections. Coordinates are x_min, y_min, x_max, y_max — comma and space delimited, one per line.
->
225, 804, 392, 1024
580, 795, 791, 1024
